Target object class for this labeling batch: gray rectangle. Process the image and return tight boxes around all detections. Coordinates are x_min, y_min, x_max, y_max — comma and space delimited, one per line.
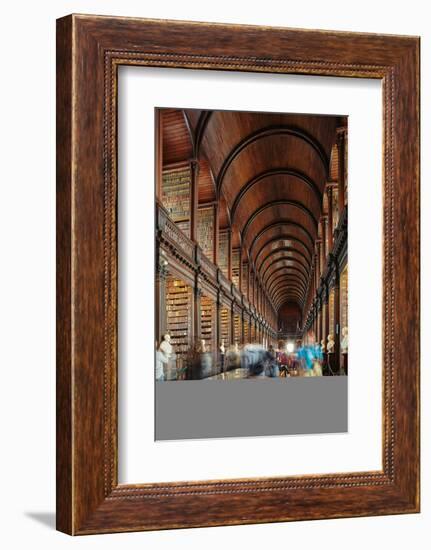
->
155, 377, 347, 440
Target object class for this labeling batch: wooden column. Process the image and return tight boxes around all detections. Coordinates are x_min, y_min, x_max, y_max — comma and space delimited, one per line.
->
333, 267, 341, 373
256, 278, 259, 310
241, 309, 245, 345
316, 241, 321, 279
155, 109, 163, 201
323, 284, 329, 345
216, 293, 221, 353
213, 202, 219, 266
155, 252, 168, 346
321, 217, 327, 266
312, 270, 315, 305
257, 284, 260, 314
190, 159, 199, 242
193, 277, 202, 343
227, 228, 232, 280
312, 300, 317, 339
230, 303, 235, 346
238, 250, 243, 291
337, 129, 346, 213
327, 187, 333, 252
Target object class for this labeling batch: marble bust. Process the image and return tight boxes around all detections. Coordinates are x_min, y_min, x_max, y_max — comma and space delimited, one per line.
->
341, 326, 349, 353
159, 333, 173, 358
327, 333, 335, 354
219, 340, 226, 354
201, 339, 207, 353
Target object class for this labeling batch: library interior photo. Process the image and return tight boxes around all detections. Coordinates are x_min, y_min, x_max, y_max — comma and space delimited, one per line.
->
155, 108, 348, 381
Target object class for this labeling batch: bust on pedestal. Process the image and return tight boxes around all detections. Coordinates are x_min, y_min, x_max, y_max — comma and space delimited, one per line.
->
156, 334, 176, 381
326, 333, 335, 374
341, 326, 348, 374
200, 338, 213, 378
219, 340, 226, 373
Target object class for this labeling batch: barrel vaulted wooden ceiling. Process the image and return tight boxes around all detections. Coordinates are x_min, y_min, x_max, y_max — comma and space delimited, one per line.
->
160, 107, 345, 316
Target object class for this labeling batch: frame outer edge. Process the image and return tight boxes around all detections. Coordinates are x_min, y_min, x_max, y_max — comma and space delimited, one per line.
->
57, 14, 421, 534
56, 14, 74, 535
392, 38, 420, 511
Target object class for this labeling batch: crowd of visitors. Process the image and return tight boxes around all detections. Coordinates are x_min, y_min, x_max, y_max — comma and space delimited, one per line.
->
156, 335, 335, 380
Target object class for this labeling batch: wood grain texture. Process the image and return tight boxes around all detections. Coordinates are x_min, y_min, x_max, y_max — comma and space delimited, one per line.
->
56, 14, 420, 534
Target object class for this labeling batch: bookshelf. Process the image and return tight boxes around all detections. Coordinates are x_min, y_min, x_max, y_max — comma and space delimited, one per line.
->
340, 265, 348, 333
218, 230, 229, 277
231, 248, 240, 288
250, 321, 256, 342
332, 187, 339, 231
241, 262, 248, 296
243, 317, 249, 343
329, 287, 335, 337
200, 295, 215, 351
197, 206, 214, 260
322, 302, 326, 341
233, 313, 241, 344
220, 307, 231, 345
162, 166, 191, 237
166, 277, 192, 368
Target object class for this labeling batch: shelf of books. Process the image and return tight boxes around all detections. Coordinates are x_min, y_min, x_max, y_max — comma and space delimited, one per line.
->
322, 302, 327, 342
243, 316, 250, 343
332, 187, 339, 233
250, 321, 256, 342
220, 306, 231, 346
340, 264, 348, 333
231, 248, 240, 288
328, 287, 335, 337
200, 295, 215, 352
241, 262, 248, 296
197, 206, 214, 260
218, 230, 229, 278
166, 277, 192, 369
233, 313, 241, 344
162, 166, 191, 237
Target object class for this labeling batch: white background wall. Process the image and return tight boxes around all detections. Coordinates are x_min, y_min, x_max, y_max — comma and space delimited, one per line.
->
0, 1, 427, 548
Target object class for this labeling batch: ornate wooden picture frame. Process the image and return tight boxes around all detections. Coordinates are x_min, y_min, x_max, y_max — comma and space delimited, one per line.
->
56, 14, 420, 534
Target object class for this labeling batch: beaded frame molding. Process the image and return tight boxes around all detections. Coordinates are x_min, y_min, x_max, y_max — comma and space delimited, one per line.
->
56, 14, 420, 534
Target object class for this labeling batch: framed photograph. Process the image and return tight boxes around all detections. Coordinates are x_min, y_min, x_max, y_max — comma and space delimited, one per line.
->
56, 14, 420, 534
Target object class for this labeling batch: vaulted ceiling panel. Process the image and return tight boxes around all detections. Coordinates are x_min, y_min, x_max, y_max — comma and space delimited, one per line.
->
197, 157, 216, 203
232, 175, 321, 235
167, 107, 345, 314
161, 109, 193, 165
